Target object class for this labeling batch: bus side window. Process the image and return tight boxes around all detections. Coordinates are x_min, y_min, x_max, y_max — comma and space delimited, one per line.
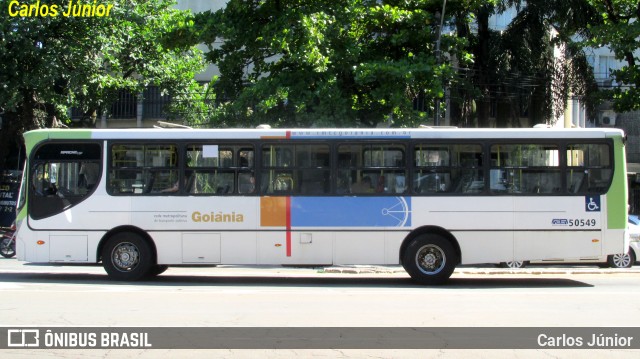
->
262, 145, 291, 194
185, 144, 254, 195
238, 172, 255, 194
490, 144, 559, 194
567, 144, 612, 194
184, 172, 196, 193
415, 144, 482, 195
109, 144, 178, 195
339, 144, 406, 195
188, 171, 235, 194
297, 144, 330, 195
260, 171, 294, 194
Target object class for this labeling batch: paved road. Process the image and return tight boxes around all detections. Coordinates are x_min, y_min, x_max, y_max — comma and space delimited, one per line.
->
1, 258, 639, 358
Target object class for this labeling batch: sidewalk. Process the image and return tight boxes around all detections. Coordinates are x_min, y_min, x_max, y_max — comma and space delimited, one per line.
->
2, 259, 640, 277
322, 264, 640, 275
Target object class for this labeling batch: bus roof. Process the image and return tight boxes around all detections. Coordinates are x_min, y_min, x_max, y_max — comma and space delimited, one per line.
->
24, 127, 625, 143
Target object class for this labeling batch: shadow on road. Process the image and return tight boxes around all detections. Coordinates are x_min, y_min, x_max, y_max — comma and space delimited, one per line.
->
0, 271, 594, 289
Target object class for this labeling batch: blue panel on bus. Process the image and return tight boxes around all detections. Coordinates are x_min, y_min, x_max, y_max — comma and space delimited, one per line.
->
290, 197, 411, 227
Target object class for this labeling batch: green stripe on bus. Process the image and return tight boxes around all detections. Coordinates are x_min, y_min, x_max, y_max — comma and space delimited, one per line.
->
16, 208, 27, 221
23, 131, 48, 155
45, 129, 93, 140
607, 135, 627, 229
23, 129, 93, 155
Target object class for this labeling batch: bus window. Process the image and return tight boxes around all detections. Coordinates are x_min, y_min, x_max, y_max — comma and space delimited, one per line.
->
261, 145, 292, 194
490, 144, 560, 194
186, 144, 254, 195
297, 145, 329, 195
237, 148, 255, 194
414, 144, 483, 194
567, 143, 612, 194
239, 149, 254, 168
109, 144, 178, 195
261, 144, 329, 195
238, 172, 256, 194
337, 144, 406, 194
30, 142, 102, 219
185, 171, 235, 194
262, 145, 292, 168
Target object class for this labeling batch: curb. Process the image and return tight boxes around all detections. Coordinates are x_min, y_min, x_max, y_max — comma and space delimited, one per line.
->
322, 266, 405, 274
322, 265, 640, 275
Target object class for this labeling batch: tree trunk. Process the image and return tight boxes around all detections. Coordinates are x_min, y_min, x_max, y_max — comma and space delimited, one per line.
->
0, 112, 22, 170
474, 6, 492, 128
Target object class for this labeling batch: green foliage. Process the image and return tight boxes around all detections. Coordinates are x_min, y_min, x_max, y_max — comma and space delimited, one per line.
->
0, 0, 207, 169
194, 0, 476, 128
584, 0, 640, 112
194, 0, 637, 128
165, 77, 221, 127
450, 0, 604, 127
0, 0, 205, 127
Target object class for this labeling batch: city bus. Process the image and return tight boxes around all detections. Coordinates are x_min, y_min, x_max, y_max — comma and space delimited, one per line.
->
14, 127, 629, 284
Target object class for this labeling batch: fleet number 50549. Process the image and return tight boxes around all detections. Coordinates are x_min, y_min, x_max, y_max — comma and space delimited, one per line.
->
569, 219, 597, 227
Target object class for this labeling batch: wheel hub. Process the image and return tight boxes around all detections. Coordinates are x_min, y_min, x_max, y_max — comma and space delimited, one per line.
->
416, 244, 445, 275
112, 243, 139, 272
423, 253, 437, 267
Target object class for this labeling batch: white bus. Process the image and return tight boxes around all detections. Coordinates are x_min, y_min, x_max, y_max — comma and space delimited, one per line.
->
15, 127, 629, 284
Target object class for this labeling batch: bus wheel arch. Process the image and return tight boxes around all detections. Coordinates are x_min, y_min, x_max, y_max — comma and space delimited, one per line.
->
98, 226, 158, 281
400, 226, 460, 285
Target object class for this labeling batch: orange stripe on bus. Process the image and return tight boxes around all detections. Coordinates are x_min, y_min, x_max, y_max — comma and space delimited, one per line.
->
260, 197, 287, 227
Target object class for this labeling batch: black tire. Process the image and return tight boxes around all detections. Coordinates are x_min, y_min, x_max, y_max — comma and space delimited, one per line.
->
147, 265, 169, 278
607, 252, 633, 268
402, 234, 457, 285
0, 237, 16, 258
102, 232, 153, 281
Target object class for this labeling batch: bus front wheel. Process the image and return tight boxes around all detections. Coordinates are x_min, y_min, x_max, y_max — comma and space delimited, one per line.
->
102, 232, 153, 281
402, 234, 457, 285
147, 265, 169, 278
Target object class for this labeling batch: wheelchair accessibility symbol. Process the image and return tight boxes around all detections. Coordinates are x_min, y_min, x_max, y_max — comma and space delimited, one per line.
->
585, 196, 600, 212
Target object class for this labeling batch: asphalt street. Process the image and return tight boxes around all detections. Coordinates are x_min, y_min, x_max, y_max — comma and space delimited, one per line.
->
1, 258, 639, 358
1, 256, 639, 278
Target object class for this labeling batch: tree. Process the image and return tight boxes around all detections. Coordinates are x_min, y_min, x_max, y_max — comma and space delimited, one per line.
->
449, 0, 601, 128
195, 0, 606, 129
585, 0, 640, 112
193, 0, 479, 128
0, 0, 205, 169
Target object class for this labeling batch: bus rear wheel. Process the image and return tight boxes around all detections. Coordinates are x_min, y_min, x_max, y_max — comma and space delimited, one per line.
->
402, 234, 457, 285
102, 232, 153, 281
